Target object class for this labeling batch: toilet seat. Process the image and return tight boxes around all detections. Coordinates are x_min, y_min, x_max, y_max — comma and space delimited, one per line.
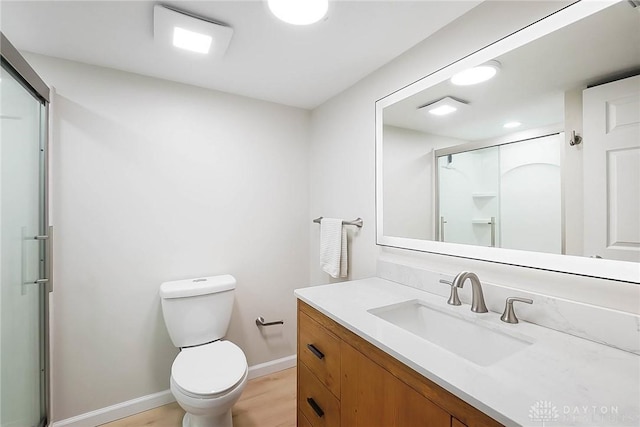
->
171, 340, 247, 399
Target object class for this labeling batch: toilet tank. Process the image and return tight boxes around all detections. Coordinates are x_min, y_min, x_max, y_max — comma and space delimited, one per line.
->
159, 275, 236, 348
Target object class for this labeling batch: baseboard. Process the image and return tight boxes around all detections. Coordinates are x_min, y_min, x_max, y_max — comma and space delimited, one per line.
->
49, 389, 175, 427
50, 354, 296, 426
247, 354, 297, 380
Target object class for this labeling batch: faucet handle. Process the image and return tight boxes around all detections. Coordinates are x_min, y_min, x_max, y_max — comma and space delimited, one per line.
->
439, 279, 461, 306
500, 297, 533, 324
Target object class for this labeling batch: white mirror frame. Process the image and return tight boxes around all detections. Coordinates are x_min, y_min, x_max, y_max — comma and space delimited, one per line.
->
375, 0, 639, 284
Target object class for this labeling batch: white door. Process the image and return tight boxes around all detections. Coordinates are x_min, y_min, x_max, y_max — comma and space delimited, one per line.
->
583, 75, 640, 262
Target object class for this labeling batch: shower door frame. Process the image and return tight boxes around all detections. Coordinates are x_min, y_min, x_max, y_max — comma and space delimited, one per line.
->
1, 32, 51, 427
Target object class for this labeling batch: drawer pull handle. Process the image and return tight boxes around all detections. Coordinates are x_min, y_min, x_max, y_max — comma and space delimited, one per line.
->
306, 343, 324, 360
307, 397, 324, 418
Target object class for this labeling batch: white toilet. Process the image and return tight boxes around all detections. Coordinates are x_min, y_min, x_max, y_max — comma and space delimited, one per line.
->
160, 275, 248, 427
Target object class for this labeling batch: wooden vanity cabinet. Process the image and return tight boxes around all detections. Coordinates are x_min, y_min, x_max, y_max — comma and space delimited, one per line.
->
341, 341, 450, 426
297, 300, 503, 427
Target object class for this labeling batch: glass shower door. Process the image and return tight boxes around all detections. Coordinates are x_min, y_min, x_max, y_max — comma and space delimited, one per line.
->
0, 64, 47, 426
437, 147, 499, 247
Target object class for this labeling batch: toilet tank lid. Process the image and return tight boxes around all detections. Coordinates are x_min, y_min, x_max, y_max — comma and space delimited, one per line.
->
160, 275, 236, 299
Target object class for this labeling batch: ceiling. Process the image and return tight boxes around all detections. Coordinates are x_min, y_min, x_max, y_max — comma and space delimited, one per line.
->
383, 1, 640, 142
0, 0, 481, 109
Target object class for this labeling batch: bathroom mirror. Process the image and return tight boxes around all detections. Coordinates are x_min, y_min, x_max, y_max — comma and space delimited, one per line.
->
376, 1, 640, 283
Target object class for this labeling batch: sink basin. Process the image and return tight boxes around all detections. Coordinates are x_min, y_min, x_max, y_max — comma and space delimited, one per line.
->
368, 299, 533, 366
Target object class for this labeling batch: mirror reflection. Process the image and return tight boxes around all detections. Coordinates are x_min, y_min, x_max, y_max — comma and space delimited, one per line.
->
436, 135, 562, 254
380, 1, 640, 262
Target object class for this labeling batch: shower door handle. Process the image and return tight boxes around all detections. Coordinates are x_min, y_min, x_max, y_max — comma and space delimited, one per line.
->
30, 226, 54, 292
440, 216, 447, 242
46, 225, 53, 292
24, 278, 49, 287
25, 228, 52, 290
489, 217, 496, 248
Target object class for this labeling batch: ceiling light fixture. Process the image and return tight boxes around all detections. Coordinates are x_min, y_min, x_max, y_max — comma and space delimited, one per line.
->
154, 5, 234, 58
430, 105, 457, 116
173, 27, 213, 54
503, 121, 522, 129
450, 60, 501, 86
267, 0, 329, 25
419, 97, 468, 117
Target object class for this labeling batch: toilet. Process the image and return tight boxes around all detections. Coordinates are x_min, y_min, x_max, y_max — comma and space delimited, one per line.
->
160, 275, 248, 427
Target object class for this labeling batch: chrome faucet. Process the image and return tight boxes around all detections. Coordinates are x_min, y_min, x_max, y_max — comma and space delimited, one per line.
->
452, 271, 488, 313
439, 279, 461, 306
500, 297, 533, 324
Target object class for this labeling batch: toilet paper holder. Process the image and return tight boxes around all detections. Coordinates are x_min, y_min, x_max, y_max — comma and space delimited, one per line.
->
256, 316, 284, 327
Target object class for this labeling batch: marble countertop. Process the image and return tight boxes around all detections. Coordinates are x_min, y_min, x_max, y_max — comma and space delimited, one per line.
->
295, 278, 640, 427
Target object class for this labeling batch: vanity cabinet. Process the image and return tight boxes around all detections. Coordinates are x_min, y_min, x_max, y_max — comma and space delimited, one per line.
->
297, 300, 503, 427
341, 342, 450, 426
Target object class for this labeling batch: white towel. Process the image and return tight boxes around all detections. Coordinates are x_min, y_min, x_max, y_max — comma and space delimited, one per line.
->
320, 218, 348, 278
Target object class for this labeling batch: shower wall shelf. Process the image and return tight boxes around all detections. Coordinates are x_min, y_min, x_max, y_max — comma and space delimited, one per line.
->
471, 192, 496, 198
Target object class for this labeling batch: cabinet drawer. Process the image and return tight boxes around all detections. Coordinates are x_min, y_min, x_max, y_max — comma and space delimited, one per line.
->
298, 363, 340, 427
298, 311, 341, 397
341, 341, 451, 427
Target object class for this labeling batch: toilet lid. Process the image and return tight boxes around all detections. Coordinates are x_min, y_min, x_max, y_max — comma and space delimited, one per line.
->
172, 341, 247, 398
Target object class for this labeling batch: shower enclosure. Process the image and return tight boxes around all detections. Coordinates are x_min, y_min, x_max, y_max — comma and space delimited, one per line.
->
1, 33, 51, 427
436, 133, 562, 254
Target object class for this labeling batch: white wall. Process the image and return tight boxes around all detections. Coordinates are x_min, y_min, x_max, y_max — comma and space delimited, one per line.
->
382, 126, 432, 240
308, 0, 640, 314
24, 54, 310, 422
500, 134, 562, 254
564, 88, 584, 256
382, 126, 465, 240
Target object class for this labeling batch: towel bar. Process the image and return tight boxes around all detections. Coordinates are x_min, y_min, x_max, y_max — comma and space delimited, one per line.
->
313, 217, 363, 228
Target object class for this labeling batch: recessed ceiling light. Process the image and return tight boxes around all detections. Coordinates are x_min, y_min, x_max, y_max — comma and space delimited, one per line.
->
154, 6, 234, 58
450, 61, 501, 86
503, 121, 522, 129
430, 105, 457, 116
173, 27, 213, 54
267, 0, 329, 25
418, 97, 468, 117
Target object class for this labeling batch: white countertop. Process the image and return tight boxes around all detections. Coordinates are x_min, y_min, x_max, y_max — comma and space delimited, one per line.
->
295, 278, 640, 427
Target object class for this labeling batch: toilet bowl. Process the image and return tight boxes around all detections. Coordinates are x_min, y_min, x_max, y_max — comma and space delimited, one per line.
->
171, 341, 248, 427
159, 275, 247, 427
